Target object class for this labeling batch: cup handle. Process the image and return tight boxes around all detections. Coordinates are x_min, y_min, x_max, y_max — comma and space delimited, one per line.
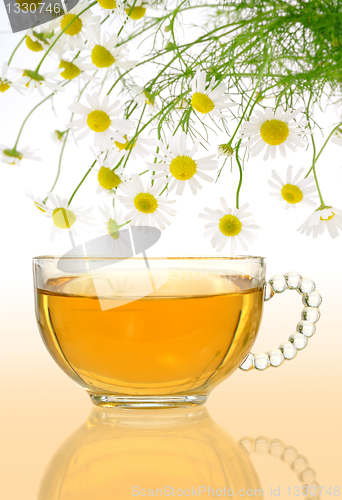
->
239, 272, 322, 371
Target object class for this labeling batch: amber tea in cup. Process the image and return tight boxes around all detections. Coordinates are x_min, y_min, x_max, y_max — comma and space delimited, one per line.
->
33, 257, 322, 407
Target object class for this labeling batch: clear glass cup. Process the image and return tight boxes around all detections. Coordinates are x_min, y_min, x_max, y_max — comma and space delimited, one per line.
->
33, 256, 321, 408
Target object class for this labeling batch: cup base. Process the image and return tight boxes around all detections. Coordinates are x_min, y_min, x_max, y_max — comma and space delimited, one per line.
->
89, 394, 209, 408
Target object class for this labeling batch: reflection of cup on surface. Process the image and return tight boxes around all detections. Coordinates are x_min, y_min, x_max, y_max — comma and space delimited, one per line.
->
38, 407, 262, 500
33, 256, 321, 408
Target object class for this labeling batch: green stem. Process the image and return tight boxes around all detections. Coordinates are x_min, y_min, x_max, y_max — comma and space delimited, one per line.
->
117, 0, 138, 37
235, 141, 243, 209
35, 2, 97, 73
230, 59, 269, 144
305, 121, 342, 178
8, 35, 25, 66
50, 130, 69, 193
121, 103, 147, 170
68, 161, 96, 206
13, 93, 53, 149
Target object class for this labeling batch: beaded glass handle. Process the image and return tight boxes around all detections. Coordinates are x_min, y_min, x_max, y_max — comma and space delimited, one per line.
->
239, 272, 322, 371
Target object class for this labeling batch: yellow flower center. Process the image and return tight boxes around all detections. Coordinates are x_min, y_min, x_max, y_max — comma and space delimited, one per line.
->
87, 110, 111, 133
98, 0, 117, 8
170, 155, 197, 181
107, 218, 121, 239
126, 6, 146, 19
134, 192, 158, 214
0, 82, 10, 93
60, 14, 83, 36
25, 35, 43, 52
91, 45, 115, 68
191, 92, 215, 114
115, 135, 136, 151
52, 208, 76, 229
59, 60, 81, 80
98, 167, 121, 189
320, 212, 335, 221
280, 184, 303, 204
219, 214, 242, 237
260, 119, 289, 146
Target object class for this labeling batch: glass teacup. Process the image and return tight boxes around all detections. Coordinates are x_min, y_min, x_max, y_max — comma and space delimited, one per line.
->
33, 256, 322, 408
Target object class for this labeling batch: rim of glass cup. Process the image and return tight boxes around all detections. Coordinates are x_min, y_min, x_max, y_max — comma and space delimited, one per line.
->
33, 255, 266, 261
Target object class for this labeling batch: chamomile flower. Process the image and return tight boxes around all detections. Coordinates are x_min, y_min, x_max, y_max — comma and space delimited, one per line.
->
268, 165, 318, 209
97, 0, 125, 19
298, 206, 342, 239
51, 130, 67, 143
0, 145, 41, 166
114, 135, 157, 159
132, 85, 158, 112
239, 107, 310, 160
331, 128, 342, 146
15, 68, 63, 97
90, 147, 126, 196
190, 69, 236, 118
125, 0, 152, 20
50, 3, 100, 52
0, 63, 22, 93
25, 28, 53, 52
98, 205, 127, 239
68, 93, 134, 149
146, 131, 218, 195
199, 200, 260, 254
114, 174, 176, 230
44, 193, 95, 241
52, 46, 95, 81
88, 25, 136, 71
218, 142, 234, 157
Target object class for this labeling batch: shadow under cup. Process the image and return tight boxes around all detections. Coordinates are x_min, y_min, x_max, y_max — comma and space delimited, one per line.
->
33, 256, 266, 407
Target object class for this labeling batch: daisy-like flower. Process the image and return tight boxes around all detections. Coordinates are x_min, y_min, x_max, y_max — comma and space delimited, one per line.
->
68, 92, 134, 149
0, 63, 22, 94
298, 206, 342, 239
0, 144, 41, 166
331, 128, 342, 146
90, 147, 126, 196
25, 28, 53, 52
268, 165, 318, 210
239, 107, 310, 160
98, 205, 127, 239
15, 68, 64, 97
52, 46, 95, 82
114, 135, 157, 159
199, 200, 260, 254
132, 85, 158, 112
50, 3, 100, 52
190, 69, 236, 118
218, 142, 234, 157
125, 0, 152, 20
51, 130, 67, 143
44, 193, 95, 241
114, 174, 176, 230
146, 131, 218, 195
97, 0, 125, 19
88, 25, 136, 71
